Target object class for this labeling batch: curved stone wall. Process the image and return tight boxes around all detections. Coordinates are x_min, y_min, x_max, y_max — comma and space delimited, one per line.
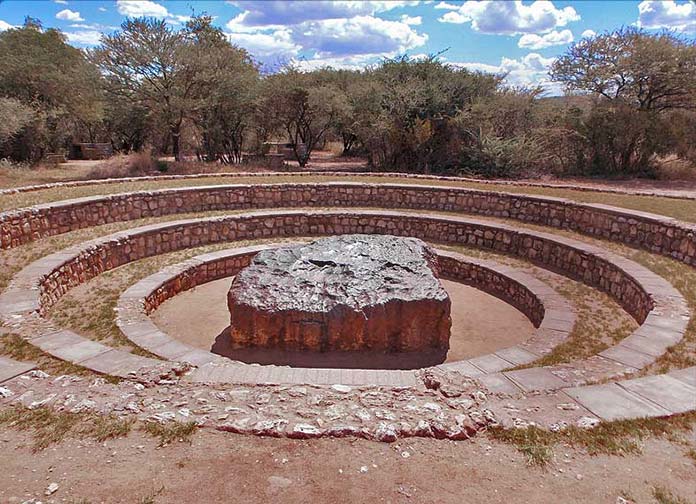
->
115, 246, 569, 375
28, 210, 655, 323
1, 183, 694, 268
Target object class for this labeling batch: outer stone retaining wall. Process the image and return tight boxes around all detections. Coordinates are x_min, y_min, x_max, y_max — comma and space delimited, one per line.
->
1, 183, 695, 268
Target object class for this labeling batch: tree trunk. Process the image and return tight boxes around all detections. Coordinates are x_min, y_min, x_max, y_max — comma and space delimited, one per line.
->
171, 128, 181, 162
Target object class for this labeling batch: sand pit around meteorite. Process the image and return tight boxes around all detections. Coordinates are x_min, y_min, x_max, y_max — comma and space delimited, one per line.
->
227, 235, 452, 353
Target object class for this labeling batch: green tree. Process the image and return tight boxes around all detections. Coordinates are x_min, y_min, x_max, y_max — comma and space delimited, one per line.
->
186, 17, 259, 164
258, 70, 349, 167
92, 17, 200, 160
0, 19, 104, 161
551, 28, 696, 112
551, 28, 696, 175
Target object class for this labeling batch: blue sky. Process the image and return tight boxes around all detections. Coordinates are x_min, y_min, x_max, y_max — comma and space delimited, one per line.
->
0, 1, 694, 93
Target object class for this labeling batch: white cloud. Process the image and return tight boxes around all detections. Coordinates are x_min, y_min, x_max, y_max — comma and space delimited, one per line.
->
293, 15, 428, 57
637, 1, 695, 32
116, 0, 169, 18
227, 29, 301, 58
0, 20, 15, 31
434, 1, 460, 10
228, 1, 419, 26
401, 14, 423, 25
438, 1, 580, 34
54, 0, 69, 4
64, 30, 103, 46
291, 53, 379, 71
518, 29, 573, 49
56, 9, 84, 22
99, 7, 108, 12
581, 29, 596, 38
450, 52, 560, 93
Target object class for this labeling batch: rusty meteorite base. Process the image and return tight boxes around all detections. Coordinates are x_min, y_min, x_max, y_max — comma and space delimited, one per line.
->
227, 234, 452, 352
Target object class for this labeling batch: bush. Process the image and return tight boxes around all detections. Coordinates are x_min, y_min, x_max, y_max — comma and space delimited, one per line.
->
87, 152, 156, 179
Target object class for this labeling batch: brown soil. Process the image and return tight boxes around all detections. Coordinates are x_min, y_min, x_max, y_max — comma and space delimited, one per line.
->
152, 278, 535, 369
0, 426, 694, 504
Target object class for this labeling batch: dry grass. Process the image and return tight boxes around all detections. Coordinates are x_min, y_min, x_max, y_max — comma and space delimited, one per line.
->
48, 236, 301, 353
0, 332, 95, 377
2, 172, 696, 223
0, 405, 134, 451
142, 420, 198, 446
489, 411, 696, 467
87, 152, 159, 180
652, 485, 694, 504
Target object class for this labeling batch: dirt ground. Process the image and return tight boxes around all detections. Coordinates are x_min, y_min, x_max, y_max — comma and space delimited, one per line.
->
0, 426, 694, 504
152, 278, 535, 368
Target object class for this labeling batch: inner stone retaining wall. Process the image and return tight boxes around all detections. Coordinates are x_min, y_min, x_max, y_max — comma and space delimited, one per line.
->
34, 210, 653, 325
2, 183, 694, 268
141, 247, 545, 328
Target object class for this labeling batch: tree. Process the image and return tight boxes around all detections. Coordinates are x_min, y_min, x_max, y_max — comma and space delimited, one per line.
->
186, 17, 259, 164
92, 17, 201, 160
352, 55, 500, 172
0, 19, 104, 161
0, 98, 34, 144
258, 70, 349, 167
551, 28, 696, 112
551, 28, 696, 175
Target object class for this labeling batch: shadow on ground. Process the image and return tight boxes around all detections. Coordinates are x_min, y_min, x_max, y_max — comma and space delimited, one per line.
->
210, 326, 447, 369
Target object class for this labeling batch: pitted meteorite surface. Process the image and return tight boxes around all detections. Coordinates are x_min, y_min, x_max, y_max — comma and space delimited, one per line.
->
227, 235, 452, 352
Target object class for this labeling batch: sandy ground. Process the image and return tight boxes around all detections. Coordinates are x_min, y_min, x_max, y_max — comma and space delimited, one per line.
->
152, 278, 535, 368
0, 426, 694, 504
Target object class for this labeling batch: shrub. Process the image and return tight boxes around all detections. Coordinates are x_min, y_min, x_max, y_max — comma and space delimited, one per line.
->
87, 152, 156, 179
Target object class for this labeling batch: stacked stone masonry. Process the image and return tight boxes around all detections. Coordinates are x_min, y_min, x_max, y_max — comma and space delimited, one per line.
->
1, 183, 694, 268
1, 210, 688, 389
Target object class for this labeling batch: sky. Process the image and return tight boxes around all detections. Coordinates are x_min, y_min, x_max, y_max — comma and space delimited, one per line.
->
0, 0, 694, 94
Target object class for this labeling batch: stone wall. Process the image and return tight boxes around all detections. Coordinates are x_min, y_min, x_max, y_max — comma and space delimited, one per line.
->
140, 249, 545, 333
36, 210, 653, 325
2, 183, 694, 268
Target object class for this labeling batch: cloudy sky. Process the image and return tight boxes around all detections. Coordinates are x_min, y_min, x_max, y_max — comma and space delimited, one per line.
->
0, 1, 694, 93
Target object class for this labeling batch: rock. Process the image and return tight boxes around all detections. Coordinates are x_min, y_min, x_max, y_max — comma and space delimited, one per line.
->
267, 476, 293, 494
0, 386, 12, 398
228, 235, 451, 352
288, 423, 322, 439
45, 483, 59, 496
331, 384, 352, 394
374, 422, 399, 442
576, 416, 600, 429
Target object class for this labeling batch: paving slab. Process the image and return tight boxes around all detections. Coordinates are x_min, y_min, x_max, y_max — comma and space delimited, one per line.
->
469, 353, 513, 373
494, 346, 539, 366
668, 367, 696, 388
50, 339, 111, 363
476, 372, 522, 395
0, 356, 36, 383
620, 375, 696, 414
564, 383, 670, 421
437, 360, 484, 377
621, 334, 676, 357
600, 345, 656, 369
79, 349, 157, 377
504, 367, 567, 392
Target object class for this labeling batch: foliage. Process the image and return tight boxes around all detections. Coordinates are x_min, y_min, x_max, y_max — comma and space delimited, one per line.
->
0, 18, 693, 178
0, 20, 103, 161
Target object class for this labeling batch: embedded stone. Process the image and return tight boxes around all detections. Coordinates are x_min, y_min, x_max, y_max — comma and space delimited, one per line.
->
227, 235, 451, 352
